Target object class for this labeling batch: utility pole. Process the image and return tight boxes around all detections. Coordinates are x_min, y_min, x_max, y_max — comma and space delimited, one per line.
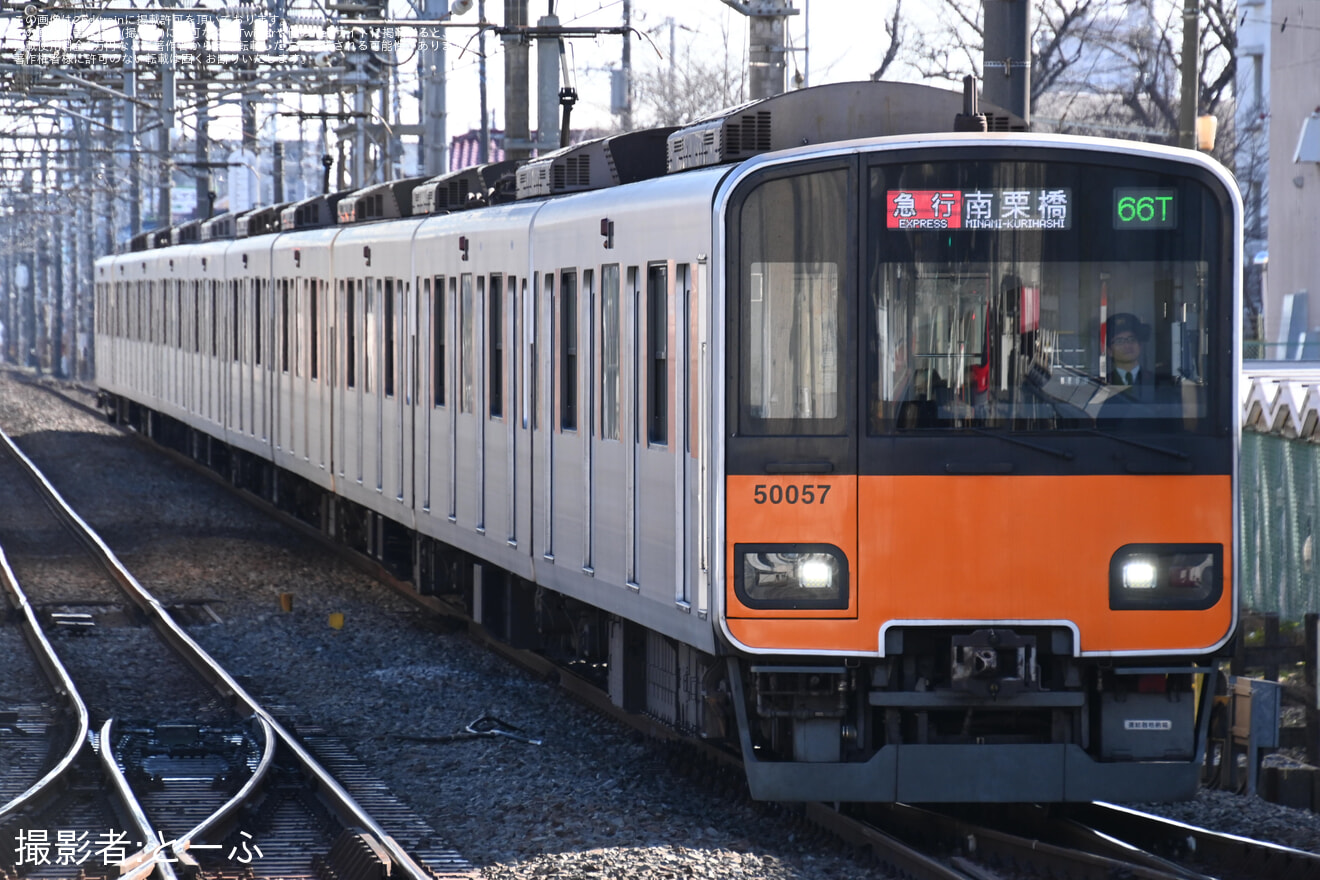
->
273, 142, 285, 201
1178, 0, 1198, 149
504, 0, 531, 159
620, 0, 631, 131
122, 28, 140, 235
536, 3, 560, 152
52, 150, 65, 377
982, 0, 1031, 126
479, 0, 489, 163
721, 0, 797, 100
195, 21, 212, 219
421, 0, 448, 174
158, 8, 175, 227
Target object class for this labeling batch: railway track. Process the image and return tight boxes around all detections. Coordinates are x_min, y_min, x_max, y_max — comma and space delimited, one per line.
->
9, 370, 1320, 880
0, 423, 474, 879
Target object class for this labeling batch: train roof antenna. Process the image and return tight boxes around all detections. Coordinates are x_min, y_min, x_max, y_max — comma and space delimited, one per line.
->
954, 74, 988, 133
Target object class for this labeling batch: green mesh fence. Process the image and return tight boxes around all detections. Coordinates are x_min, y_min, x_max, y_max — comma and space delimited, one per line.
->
1241, 431, 1320, 620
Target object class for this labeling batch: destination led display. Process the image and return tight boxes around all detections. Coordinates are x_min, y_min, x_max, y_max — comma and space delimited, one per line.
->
886, 188, 1072, 231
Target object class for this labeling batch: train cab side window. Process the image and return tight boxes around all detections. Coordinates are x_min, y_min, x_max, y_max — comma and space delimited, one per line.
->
736, 166, 849, 435
601, 265, 621, 441
490, 274, 504, 418
432, 275, 446, 406
561, 270, 578, 431
385, 277, 396, 398
647, 263, 668, 445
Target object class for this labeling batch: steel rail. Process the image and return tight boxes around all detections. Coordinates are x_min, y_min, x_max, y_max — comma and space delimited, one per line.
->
1077, 801, 1320, 880
0, 435, 90, 825
866, 803, 1210, 880
171, 714, 277, 870
0, 424, 438, 880
98, 718, 181, 880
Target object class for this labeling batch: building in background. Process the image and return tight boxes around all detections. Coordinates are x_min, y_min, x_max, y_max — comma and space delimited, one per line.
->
1265, 0, 1320, 358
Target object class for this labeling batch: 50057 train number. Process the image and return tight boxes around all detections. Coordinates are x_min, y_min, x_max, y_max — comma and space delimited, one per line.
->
752, 484, 832, 505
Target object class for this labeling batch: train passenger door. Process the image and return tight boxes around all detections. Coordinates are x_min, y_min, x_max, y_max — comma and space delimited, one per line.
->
723, 161, 859, 624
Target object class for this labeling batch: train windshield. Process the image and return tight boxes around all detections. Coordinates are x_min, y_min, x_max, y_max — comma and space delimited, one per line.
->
865, 156, 1228, 435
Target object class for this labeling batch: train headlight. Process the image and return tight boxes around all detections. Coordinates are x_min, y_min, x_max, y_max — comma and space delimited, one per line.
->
1122, 558, 1159, 590
736, 544, 849, 610
1109, 544, 1223, 610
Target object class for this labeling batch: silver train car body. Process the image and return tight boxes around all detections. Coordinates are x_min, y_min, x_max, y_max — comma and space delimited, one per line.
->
97, 152, 725, 651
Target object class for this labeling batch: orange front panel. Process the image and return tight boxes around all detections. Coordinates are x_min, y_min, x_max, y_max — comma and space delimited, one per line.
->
725, 475, 857, 618
725, 474, 1233, 655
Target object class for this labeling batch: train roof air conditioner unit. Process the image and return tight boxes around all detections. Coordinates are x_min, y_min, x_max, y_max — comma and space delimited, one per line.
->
414, 160, 522, 214
666, 81, 1027, 173
514, 128, 675, 200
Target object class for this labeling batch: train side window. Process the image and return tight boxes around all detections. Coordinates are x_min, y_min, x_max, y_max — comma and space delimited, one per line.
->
365, 278, 376, 393
583, 268, 594, 428
678, 263, 692, 454
560, 270, 578, 431
519, 277, 529, 429
490, 274, 504, 418
282, 279, 291, 374
254, 279, 263, 367
384, 277, 396, 398
449, 276, 458, 404
231, 281, 240, 363
432, 275, 446, 406
460, 273, 475, 413
601, 265, 620, 441
294, 279, 304, 379
647, 263, 668, 445
345, 279, 356, 389
310, 279, 320, 381
211, 283, 218, 356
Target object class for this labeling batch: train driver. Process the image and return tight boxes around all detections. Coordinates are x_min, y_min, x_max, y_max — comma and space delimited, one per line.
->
1105, 312, 1151, 391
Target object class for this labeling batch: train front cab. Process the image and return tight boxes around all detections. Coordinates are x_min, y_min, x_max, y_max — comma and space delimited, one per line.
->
716, 136, 1241, 803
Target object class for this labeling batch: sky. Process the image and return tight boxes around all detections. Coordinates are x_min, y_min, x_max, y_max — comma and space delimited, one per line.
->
414, 0, 928, 140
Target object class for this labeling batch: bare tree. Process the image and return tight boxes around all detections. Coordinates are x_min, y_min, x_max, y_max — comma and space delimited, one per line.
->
628, 15, 748, 129
630, 44, 748, 128
903, 0, 1237, 145
871, 0, 907, 81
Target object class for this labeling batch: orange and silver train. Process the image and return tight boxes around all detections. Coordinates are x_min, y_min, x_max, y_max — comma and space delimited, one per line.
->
95, 82, 1241, 803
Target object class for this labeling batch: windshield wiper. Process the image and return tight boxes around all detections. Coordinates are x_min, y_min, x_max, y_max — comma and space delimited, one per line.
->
968, 427, 1074, 460
1078, 428, 1189, 461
